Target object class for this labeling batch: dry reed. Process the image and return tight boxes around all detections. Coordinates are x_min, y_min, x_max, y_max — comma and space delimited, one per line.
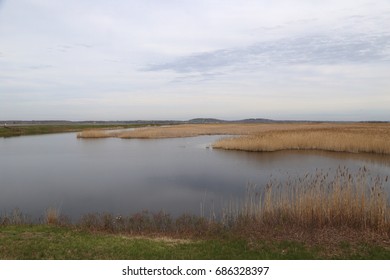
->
77, 130, 113, 138
117, 124, 246, 139
45, 207, 60, 225
109, 123, 351, 139
213, 124, 390, 155
224, 167, 390, 233
77, 123, 390, 155
0, 208, 29, 225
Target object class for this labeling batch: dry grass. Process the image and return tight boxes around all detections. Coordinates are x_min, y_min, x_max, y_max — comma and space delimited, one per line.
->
77, 130, 114, 138
78, 123, 338, 139
116, 124, 253, 139
45, 207, 60, 225
77, 122, 390, 154
77, 123, 264, 139
0, 209, 29, 225
213, 123, 390, 155
224, 167, 390, 235
77, 130, 108, 138
112, 123, 352, 138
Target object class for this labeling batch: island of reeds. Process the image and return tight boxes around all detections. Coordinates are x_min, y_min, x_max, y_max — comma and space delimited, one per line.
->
77, 122, 390, 155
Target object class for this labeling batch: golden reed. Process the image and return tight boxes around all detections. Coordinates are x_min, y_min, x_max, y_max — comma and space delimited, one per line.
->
223, 167, 389, 233
78, 123, 390, 155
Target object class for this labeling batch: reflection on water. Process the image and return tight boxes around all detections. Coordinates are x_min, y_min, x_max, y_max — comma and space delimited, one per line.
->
1, 133, 390, 221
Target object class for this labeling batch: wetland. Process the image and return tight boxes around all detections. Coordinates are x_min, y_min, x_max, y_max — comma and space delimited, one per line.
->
1, 123, 390, 222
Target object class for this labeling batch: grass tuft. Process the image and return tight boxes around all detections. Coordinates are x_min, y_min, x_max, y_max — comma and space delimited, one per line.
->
45, 207, 60, 225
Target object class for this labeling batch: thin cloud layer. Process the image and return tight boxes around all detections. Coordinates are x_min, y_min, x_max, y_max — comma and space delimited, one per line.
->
146, 32, 390, 73
0, 0, 389, 120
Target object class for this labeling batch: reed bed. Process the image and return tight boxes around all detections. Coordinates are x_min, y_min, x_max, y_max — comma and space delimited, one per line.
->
78, 123, 344, 139
77, 130, 114, 138
224, 167, 390, 234
116, 124, 255, 139
213, 124, 390, 155
77, 122, 390, 155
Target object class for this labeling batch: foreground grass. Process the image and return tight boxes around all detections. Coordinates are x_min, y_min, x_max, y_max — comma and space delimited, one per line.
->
1, 225, 389, 260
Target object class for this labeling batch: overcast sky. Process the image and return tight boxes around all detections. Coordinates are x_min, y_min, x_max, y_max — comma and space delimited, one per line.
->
1, 0, 390, 121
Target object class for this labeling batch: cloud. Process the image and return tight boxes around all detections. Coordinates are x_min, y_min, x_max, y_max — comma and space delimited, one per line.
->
1, 0, 390, 120
145, 31, 390, 74
27, 64, 54, 70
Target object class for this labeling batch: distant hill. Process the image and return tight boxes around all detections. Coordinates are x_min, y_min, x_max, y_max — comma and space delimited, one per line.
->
3, 118, 377, 126
187, 118, 226, 124
236, 118, 276, 123
188, 118, 279, 124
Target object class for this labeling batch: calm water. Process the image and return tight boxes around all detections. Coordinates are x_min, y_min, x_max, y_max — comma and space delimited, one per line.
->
1, 132, 390, 221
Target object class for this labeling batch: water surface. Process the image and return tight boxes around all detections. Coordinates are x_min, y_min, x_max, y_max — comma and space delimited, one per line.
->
1, 133, 389, 220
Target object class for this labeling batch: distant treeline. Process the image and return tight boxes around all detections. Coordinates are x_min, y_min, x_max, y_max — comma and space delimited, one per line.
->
1, 118, 389, 127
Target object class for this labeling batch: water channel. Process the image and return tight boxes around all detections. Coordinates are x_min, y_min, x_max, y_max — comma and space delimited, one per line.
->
1, 132, 390, 221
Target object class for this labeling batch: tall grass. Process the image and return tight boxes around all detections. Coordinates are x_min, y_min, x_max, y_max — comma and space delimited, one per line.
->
78, 123, 335, 139
45, 207, 60, 225
213, 126, 390, 154
76, 123, 390, 155
117, 124, 242, 139
0, 208, 29, 225
224, 167, 390, 234
77, 130, 113, 138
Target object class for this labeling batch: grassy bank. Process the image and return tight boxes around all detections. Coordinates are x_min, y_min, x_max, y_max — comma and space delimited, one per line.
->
1, 225, 389, 259
0, 124, 144, 138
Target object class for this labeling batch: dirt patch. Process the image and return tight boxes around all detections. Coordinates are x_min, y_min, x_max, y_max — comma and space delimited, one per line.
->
119, 234, 194, 245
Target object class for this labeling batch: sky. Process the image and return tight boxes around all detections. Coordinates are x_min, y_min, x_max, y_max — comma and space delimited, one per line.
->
0, 0, 390, 121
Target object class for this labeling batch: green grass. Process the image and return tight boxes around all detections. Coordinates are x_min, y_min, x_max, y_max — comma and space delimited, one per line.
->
1, 225, 389, 259
0, 124, 144, 138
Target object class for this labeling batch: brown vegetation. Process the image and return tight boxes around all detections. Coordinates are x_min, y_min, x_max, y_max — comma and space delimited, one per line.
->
225, 167, 389, 233
213, 123, 390, 154
77, 122, 390, 155
78, 123, 338, 139
45, 207, 60, 225
76, 130, 113, 138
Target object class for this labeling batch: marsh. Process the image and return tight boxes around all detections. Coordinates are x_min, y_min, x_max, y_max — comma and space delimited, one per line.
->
1, 131, 390, 221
